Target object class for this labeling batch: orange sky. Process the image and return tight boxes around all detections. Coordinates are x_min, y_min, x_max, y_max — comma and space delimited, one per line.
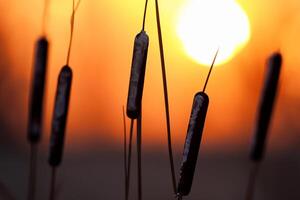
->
0, 0, 299, 152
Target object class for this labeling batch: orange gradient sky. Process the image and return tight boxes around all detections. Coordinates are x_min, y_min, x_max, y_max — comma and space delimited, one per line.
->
0, 0, 299, 152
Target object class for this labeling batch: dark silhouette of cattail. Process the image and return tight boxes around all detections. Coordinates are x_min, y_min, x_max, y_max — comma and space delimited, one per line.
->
48, 65, 72, 167
245, 52, 282, 200
27, 38, 49, 200
177, 50, 218, 198
125, 1, 149, 200
27, 0, 51, 198
126, 31, 149, 119
28, 37, 49, 143
177, 92, 209, 196
48, 66, 72, 200
250, 52, 282, 162
47, 1, 80, 199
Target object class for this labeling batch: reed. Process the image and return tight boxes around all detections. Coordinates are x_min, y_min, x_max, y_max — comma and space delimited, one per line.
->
27, 0, 50, 199
245, 52, 282, 200
48, 65, 72, 200
0, 1, 291, 200
125, 0, 149, 200
126, 27, 149, 119
48, 1, 81, 199
177, 50, 219, 199
125, 1, 179, 199
155, 0, 177, 194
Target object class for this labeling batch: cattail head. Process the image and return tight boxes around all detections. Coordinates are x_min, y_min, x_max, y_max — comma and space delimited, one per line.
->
177, 92, 209, 196
126, 31, 149, 119
28, 37, 49, 143
48, 65, 72, 167
250, 52, 282, 162
177, 50, 218, 196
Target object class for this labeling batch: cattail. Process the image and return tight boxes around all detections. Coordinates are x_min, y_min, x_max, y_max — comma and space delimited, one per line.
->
27, 0, 51, 143
245, 52, 282, 200
48, 66, 72, 200
27, 0, 50, 199
125, 1, 149, 200
48, 66, 72, 167
177, 50, 218, 198
177, 92, 209, 196
48, 1, 81, 200
28, 37, 49, 143
126, 31, 149, 119
250, 52, 282, 162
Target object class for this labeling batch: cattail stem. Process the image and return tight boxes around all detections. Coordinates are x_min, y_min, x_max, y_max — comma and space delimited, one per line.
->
126, 119, 134, 200
49, 167, 57, 200
137, 112, 142, 200
245, 162, 260, 200
250, 53, 282, 161
202, 49, 219, 92
122, 106, 128, 200
155, 0, 177, 194
66, 0, 82, 65
27, 143, 38, 200
142, 0, 148, 31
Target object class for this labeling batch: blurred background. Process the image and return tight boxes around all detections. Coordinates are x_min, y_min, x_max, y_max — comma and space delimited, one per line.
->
0, 0, 299, 199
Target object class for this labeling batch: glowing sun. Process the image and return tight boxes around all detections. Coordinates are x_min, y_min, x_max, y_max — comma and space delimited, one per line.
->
177, 0, 251, 66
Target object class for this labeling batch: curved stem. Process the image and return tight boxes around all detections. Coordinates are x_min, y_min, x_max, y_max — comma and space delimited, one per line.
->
155, 0, 177, 194
66, 0, 82, 65
141, 0, 149, 31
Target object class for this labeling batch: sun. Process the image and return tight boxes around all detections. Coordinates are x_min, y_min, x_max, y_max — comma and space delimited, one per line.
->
177, 0, 251, 66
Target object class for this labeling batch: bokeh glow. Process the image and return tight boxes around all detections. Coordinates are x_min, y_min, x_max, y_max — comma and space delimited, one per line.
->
177, 0, 251, 65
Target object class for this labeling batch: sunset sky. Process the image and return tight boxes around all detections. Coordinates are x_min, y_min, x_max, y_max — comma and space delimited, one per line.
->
0, 0, 299, 153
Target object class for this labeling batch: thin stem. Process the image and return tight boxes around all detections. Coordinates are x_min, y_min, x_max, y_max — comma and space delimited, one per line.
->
27, 143, 38, 200
155, 0, 177, 194
137, 111, 142, 200
245, 162, 261, 200
125, 119, 134, 200
122, 106, 128, 200
142, 0, 149, 31
66, 0, 82, 65
41, 0, 50, 37
202, 49, 219, 92
49, 167, 57, 200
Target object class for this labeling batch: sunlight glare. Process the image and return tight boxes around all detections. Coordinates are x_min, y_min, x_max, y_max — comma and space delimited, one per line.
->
177, 0, 251, 66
